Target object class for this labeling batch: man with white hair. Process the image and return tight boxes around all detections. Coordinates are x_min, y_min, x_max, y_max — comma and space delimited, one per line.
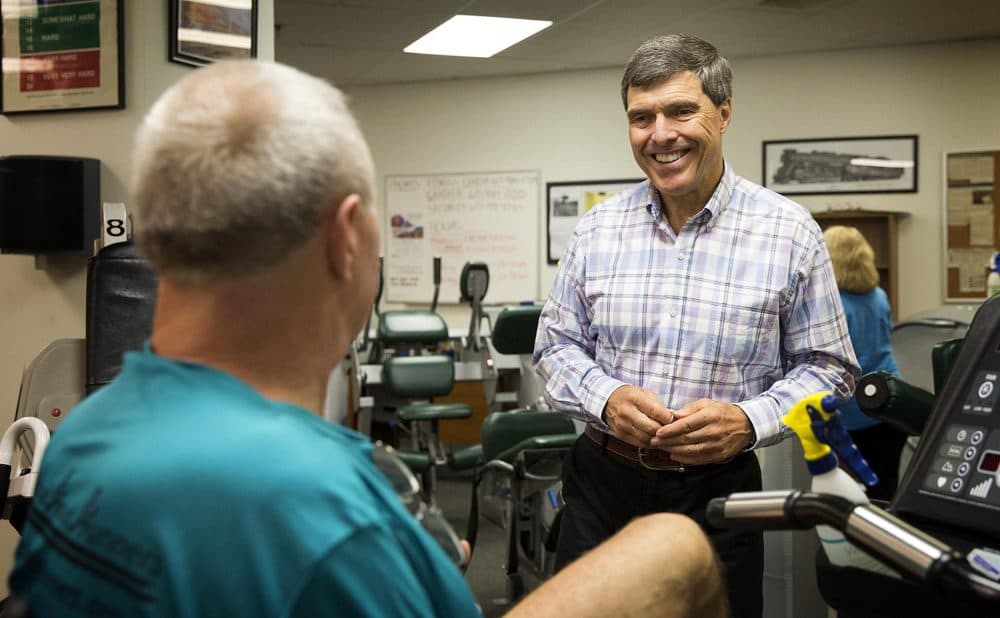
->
9, 60, 727, 617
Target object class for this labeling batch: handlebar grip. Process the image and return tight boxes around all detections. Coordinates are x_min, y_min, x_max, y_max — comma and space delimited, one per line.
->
709, 491, 954, 582
856, 371, 934, 436
707, 490, 806, 530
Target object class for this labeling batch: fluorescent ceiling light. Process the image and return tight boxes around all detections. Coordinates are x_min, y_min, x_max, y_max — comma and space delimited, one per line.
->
404, 15, 552, 58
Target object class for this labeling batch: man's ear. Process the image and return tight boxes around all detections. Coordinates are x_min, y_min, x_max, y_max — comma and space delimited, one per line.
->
324, 193, 363, 282
719, 98, 732, 134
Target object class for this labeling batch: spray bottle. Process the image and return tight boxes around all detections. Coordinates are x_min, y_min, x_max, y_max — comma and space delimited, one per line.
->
783, 392, 900, 576
988, 252, 1000, 298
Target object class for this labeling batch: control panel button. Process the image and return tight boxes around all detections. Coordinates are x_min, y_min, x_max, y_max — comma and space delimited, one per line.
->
951, 478, 964, 493
979, 381, 995, 399
959, 462, 971, 476
972, 430, 985, 445
965, 447, 979, 461
964, 372, 999, 415
941, 443, 964, 459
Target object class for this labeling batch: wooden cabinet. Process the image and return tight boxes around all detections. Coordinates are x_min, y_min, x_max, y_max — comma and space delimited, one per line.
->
438, 381, 489, 446
811, 209, 907, 321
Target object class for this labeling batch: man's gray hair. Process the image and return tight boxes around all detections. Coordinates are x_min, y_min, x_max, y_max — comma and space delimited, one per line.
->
130, 60, 375, 283
620, 34, 732, 108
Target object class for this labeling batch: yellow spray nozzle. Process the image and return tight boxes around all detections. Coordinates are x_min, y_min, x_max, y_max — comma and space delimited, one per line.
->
781, 392, 834, 462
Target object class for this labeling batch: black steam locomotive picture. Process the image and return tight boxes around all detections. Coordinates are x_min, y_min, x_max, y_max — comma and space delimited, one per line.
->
763, 136, 918, 195
772, 149, 906, 184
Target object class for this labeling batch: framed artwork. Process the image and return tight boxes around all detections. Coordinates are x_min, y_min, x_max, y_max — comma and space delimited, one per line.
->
169, 0, 257, 67
1, 0, 124, 115
763, 135, 918, 195
546, 178, 642, 264
942, 148, 1000, 302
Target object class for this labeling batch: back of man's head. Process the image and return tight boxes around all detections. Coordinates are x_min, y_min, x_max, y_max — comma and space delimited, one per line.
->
130, 60, 375, 283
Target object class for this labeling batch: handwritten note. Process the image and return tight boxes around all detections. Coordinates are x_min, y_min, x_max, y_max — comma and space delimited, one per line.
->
385, 172, 539, 304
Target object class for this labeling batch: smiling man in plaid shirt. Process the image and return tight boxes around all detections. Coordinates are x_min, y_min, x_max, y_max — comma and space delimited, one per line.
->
534, 34, 859, 618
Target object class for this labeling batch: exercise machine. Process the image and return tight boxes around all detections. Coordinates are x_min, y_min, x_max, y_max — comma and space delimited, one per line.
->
709, 295, 1000, 616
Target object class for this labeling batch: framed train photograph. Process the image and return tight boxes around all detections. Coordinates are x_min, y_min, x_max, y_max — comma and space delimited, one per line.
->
763, 135, 918, 196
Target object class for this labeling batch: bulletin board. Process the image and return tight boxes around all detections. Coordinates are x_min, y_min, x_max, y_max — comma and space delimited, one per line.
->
944, 149, 1000, 301
384, 171, 540, 304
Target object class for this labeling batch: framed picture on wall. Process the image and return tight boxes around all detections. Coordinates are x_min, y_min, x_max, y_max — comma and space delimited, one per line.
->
763, 135, 918, 196
169, 0, 257, 67
0, 0, 125, 115
546, 178, 642, 264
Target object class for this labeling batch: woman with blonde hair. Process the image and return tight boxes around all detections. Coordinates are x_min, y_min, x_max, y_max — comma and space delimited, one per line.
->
823, 225, 907, 501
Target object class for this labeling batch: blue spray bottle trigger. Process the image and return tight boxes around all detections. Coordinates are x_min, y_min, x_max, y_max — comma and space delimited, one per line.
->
806, 395, 880, 487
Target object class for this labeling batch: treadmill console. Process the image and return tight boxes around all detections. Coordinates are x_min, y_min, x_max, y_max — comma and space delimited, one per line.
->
895, 296, 1000, 541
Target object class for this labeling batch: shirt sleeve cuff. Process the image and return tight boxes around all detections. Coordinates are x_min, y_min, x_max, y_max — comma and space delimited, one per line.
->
735, 397, 784, 449
582, 375, 628, 430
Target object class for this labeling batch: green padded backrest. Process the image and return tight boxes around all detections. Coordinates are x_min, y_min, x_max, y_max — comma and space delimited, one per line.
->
382, 355, 455, 398
932, 337, 964, 395
480, 411, 575, 461
378, 310, 448, 345
491, 305, 543, 355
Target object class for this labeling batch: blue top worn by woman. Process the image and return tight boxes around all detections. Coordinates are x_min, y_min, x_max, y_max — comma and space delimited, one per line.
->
839, 287, 900, 431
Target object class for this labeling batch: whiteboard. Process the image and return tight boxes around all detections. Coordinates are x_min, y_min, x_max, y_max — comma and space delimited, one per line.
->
384, 171, 539, 304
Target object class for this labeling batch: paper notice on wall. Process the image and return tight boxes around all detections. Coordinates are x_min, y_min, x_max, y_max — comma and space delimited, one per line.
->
969, 207, 995, 246
948, 154, 994, 185
948, 187, 974, 226
949, 248, 994, 292
948, 186, 995, 246
386, 203, 427, 292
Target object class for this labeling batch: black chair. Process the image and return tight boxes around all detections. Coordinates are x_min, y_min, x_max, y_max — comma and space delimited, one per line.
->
85, 241, 158, 394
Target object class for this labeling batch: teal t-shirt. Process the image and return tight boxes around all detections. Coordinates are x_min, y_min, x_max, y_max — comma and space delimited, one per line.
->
10, 349, 480, 617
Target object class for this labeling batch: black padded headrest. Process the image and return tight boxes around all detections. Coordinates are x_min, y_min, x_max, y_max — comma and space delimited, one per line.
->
85, 242, 158, 394
459, 262, 489, 302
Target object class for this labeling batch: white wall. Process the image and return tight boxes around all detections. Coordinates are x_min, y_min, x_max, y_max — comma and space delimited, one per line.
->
0, 1, 275, 595
348, 39, 1000, 327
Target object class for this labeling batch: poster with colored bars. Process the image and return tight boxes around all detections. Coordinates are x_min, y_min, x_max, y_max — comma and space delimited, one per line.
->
1, 0, 123, 114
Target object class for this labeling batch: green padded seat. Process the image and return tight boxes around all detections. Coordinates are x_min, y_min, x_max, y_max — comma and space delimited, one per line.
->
395, 449, 432, 474
491, 305, 543, 356
448, 444, 484, 471
378, 310, 448, 345
481, 411, 576, 462
493, 433, 577, 464
384, 355, 470, 421
398, 402, 472, 422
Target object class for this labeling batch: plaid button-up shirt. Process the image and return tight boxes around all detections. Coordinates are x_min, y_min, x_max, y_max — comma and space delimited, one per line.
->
533, 164, 859, 447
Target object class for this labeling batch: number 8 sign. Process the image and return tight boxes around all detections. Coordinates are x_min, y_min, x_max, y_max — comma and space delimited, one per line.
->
101, 202, 130, 249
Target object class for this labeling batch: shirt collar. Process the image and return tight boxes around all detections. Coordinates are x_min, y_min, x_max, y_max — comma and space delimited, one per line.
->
642, 160, 735, 226
704, 160, 735, 222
